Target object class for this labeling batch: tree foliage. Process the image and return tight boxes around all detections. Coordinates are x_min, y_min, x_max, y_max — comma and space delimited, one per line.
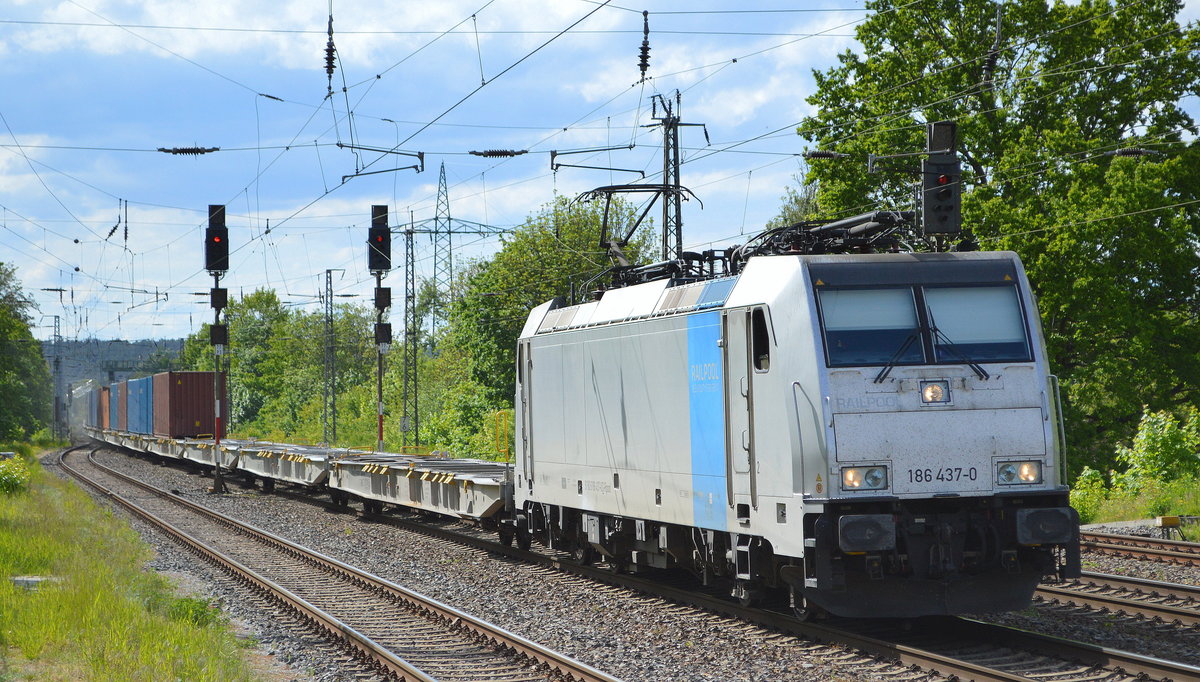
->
0, 263, 52, 440
796, 0, 1200, 473
445, 196, 654, 406
175, 196, 652, 457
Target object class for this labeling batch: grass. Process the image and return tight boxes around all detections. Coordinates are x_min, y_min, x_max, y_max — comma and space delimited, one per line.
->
1072, 474, 1200, 525
0, 450, 256, 682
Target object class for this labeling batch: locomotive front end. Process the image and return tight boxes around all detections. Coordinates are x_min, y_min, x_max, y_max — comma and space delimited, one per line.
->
797, 252, 1080, 617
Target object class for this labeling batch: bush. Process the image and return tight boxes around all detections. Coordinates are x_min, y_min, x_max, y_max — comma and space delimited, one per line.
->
1111, 406, 1200, 493
1070, 466, 1108, 524
0, 455, 32, 493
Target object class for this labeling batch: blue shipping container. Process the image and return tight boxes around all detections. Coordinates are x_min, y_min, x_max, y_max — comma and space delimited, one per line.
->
127, 376, 155, 435
109, 382, 121, 430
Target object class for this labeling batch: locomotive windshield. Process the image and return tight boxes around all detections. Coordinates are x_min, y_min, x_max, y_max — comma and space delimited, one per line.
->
817, 284, 1032, 368
924, 286, 1030, 362
819, 288, 924, 366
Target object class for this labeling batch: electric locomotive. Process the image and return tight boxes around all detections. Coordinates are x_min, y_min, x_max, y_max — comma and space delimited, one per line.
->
510, 213, 1080, 619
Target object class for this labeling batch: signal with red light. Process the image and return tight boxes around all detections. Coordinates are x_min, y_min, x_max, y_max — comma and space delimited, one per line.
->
921, 158, 961, 235
368, 204, 391, 272
205, 204, 229, 271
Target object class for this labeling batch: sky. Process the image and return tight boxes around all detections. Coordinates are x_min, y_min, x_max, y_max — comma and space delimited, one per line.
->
1, 0, 1195, 343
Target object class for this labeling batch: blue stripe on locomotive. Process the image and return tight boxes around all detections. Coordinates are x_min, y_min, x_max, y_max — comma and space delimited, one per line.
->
687, 310, 727, 531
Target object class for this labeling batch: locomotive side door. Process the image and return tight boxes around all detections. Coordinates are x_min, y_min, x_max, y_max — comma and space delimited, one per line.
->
517, 340, 533, 487
723, 308, 756, 518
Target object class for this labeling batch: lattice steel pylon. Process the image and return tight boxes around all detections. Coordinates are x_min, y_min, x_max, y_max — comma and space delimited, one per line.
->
395, 215, 510, 449
657, 94, 683, 261
401, 226, 418, 447
323, 269, 336, 445
431, 162, 452, 333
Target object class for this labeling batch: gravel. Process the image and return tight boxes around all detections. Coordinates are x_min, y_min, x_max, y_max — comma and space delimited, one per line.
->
60, 447, 1200, 681
973, 521, 1200, 667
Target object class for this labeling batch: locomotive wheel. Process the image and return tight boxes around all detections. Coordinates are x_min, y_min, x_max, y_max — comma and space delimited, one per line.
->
604, 556, 628, 574
572, 545, 595, 565
735, 580, 762, 607
792, 598, 815, 621
516, 529, 532, 551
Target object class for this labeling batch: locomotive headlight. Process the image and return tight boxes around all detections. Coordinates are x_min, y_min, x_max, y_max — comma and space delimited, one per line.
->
997, 460, 1042, 485
920, 380, 951, 404
842, 466, 888, 491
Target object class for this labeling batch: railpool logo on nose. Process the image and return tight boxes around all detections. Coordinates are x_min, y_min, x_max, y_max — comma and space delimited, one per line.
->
836, 396, 899, 410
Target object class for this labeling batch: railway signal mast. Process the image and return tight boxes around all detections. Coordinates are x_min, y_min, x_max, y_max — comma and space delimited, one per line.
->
921, 121, 962, 237
368, 205, 392, 452
204, 204, 229, 494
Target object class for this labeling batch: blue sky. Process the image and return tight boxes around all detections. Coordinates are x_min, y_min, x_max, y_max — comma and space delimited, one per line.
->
1, 1, 1194, 342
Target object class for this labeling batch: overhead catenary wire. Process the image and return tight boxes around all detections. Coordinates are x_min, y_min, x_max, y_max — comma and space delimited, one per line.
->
7, 0, 1193, 341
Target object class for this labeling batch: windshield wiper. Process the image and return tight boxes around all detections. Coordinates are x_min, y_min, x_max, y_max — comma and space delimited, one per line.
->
929, 323, 990, 381
873, 331, 920, 384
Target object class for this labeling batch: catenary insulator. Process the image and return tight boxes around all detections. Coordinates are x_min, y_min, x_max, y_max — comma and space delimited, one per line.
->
638, 11, 650, 79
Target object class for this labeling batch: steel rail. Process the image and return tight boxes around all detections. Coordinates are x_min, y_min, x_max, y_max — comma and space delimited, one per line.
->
368, 511, 1200, 681
945, 616, 1200, 681
1035, 571, 1200, 627
1081, 531, 1200, 566
60, 448, 434, 682
353, 510, 1094, 681
83, 442, 1200, 681
64, 448, 618, 682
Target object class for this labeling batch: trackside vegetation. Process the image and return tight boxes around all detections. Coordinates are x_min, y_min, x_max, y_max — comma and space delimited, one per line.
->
1070, 407, 1200, 524
0, 452, 254, 681
179, 196, 651, 459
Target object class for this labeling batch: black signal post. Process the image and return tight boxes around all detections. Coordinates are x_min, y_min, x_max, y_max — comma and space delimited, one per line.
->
370, 205, 392, 452
206, 204, 229, 494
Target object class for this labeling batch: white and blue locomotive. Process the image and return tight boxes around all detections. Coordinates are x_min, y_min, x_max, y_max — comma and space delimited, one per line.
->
511, 245, 1080, 618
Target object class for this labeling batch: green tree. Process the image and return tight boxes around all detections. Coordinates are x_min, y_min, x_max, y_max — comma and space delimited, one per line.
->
444, 196, 654, 408
1111, 406, 1200, 491
0, 263, 52, 439
766, 167, 820, 228
796, 0, 1200, 472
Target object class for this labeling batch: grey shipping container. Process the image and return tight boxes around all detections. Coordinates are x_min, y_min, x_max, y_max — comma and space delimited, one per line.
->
153, 371, 227, 439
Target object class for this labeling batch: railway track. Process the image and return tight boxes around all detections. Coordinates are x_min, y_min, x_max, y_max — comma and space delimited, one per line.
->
59, 447, 618, 682
1081, 530, 1200, 566
81, 444, 1200, 681
349, 503, 1200, 681
1036, 571, 1200, 627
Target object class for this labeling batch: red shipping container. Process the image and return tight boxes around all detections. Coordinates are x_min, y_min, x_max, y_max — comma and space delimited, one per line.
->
117, 380, 128, 431
99, 387, 110, 430
153, 371, 228, 438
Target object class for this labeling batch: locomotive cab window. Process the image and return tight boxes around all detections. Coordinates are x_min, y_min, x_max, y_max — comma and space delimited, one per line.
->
818, 288, 924, 367
751, 307, 771, 371
923, 286, 1031, 363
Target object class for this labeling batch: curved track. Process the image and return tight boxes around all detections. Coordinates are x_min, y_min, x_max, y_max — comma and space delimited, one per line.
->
60, 447, 618, 682
347, 498, 1200, 681
81, 442, 1200, 681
